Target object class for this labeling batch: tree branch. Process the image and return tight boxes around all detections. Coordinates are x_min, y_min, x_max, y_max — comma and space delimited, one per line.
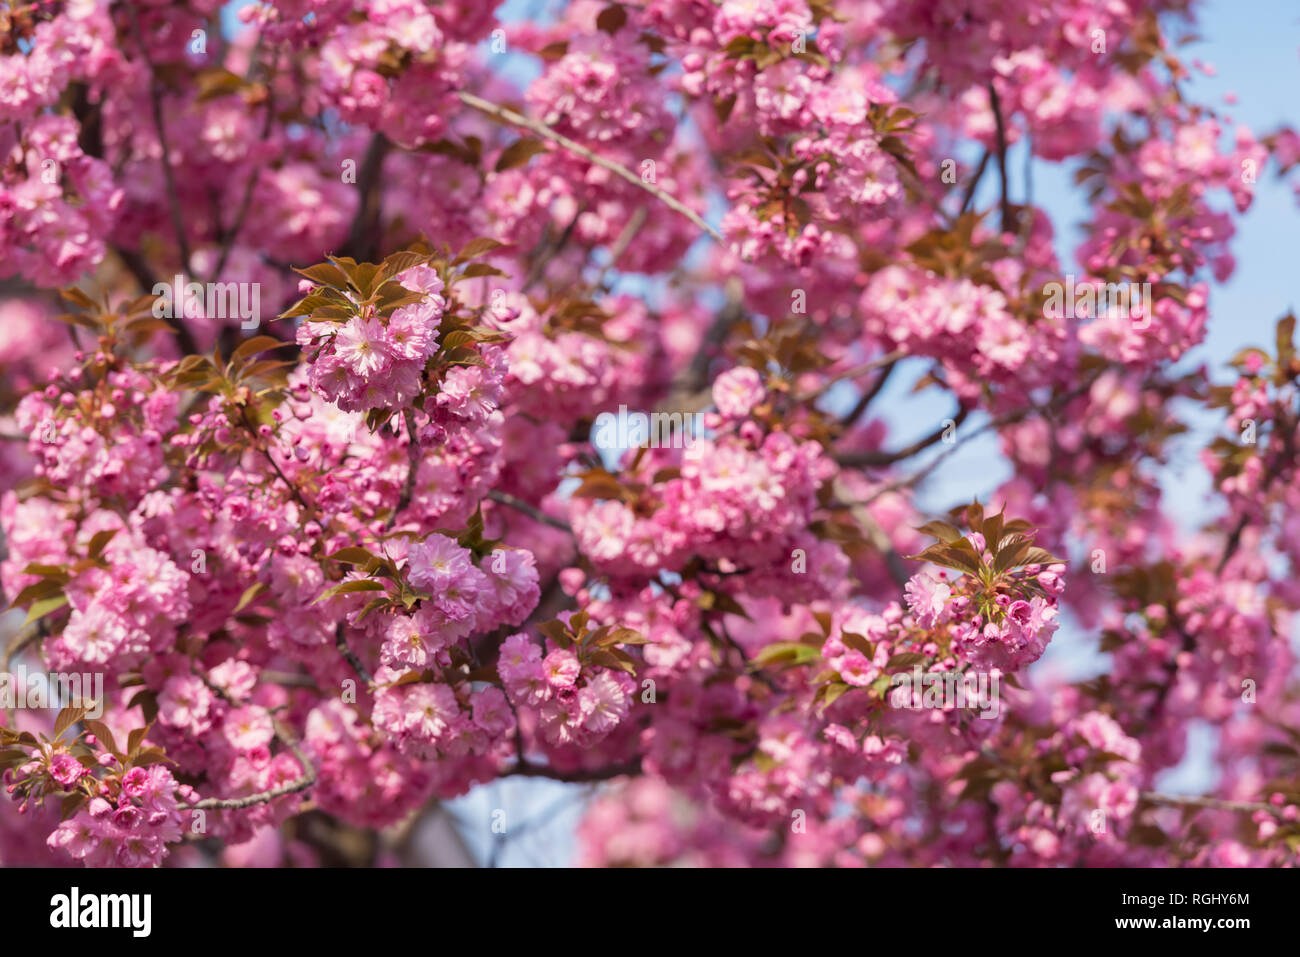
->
658, 276, 745, 413
505, 758, 641, 782
339, 133, 391, 263
457, 90, 724, 245
842, 376, 1101, 507
486, 489, 573, 534
595, 205, 647, 289
836, 405, 970, 467
958, 148, 990, 216
793, 348, 907, 404
183, 717, 316, 811
987, 82, 1014, 235
833, 478, 910, 589
129, 7, 194, 273
209, 49, 279, 282
839, 357, 899, 427
335, 623, 375, 687
1140, 791, 1287, 817
389, 408, 421, 528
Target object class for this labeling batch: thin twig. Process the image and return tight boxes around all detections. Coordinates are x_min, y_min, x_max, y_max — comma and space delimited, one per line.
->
793, 348, 907, 404
486, 489, 573, 534
882, 150, 955, 230
261, 670, 320, 690
1140, 792, 1286, 817
958, 149, 990, 216
846, 376, 1100, 507
389, 409, 421, 528
522, 202, 584, 290
506, 759, 641, 782
129, 7, 193, 273
114, 246, 202, 355
658, 275, 745, 413
457, 90, 724, 245
335, 623, 375, 687
596, 205, 647, 288
839, 358, 898, 427
833, 478, 910, 589
703, 618, 777, 690
209, 48, 279, 282
836, 405, 970, 467
1217, 405, 1295, 573
183, 717, 316, 811
987, 82, 1014, 235
2, 625, 44, 724
340, 134, 391, 262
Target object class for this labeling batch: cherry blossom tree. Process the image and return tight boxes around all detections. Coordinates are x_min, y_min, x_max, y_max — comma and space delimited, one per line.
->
1, 0, 1298, 868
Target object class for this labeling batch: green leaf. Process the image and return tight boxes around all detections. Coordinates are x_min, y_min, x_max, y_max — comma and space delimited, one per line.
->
596, 4, 628, 33
981, 512, 1005, 549
9, 577, 65, 608
713, 93, 738, 125
229, 335, 288, 369
23, 563, 69, 580
293, 262, 351, 289
60, 287, 98, 310
279, 292, 340, 320
83, 720, 120, 758
454, 238, 507, 264
571, 471, 624, 500
23, 594, 68, 627
233, 582, 265, 615
1022, 547, 1064, 566
127, 724, 151, 757
53, 706, 87, 740
886, 651, 926, 670
61, 793, 88, 821
820, 681, 852, 711
699, 591, 751, 620
460, 262, 506, 279
328, 547, 383, 569
375, 250, 433, 286
596, 627, 654, 647
841, 631, 874, 656
753, 642, 821, 670
195, 68, 247, 102
314, 579, 387, 605
915, 520, 963, 543
589, 649, 637, 674
992, 534, 1032, 574
494, 137, 548, 172
86, 529, 119, 560
130, 747, 175, 768
537, 40, 569, 61
536, 619, 571, 646
126, 689, 158, 726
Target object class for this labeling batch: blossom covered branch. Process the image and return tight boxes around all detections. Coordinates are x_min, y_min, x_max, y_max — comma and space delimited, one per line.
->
0, 0, 1298, 871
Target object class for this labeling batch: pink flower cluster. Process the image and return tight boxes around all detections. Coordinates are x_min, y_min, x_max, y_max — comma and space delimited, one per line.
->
46, 766, 192, 868
374, 534, 540, 670
498, 631, 635, 748
299, 266, 446, 412
373, 678, 513, 759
